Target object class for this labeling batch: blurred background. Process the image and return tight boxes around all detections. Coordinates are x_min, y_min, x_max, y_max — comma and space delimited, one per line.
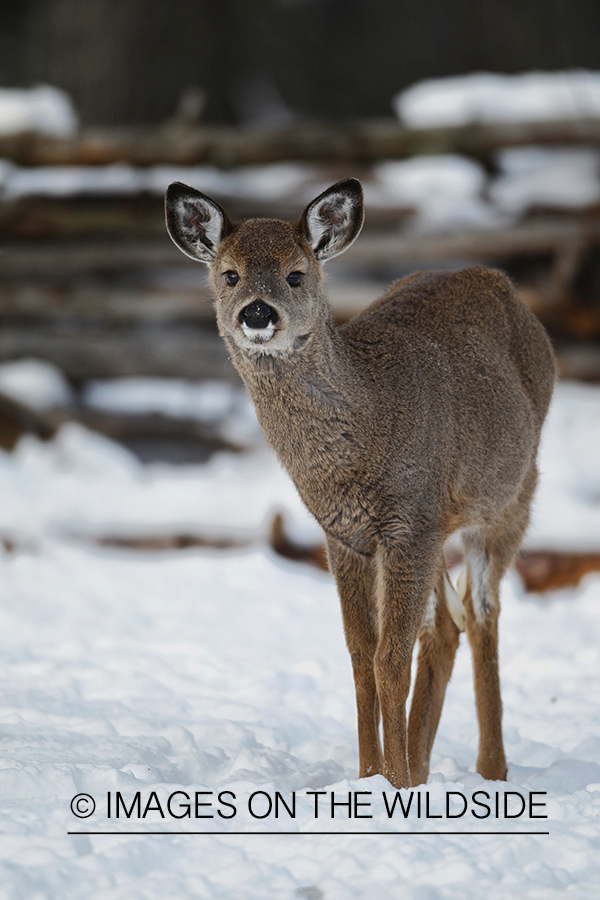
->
0, 0, 599, 586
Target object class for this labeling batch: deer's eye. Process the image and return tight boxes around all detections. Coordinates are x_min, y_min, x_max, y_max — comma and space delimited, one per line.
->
225, 271, 239, 286
287, 271, 302, 287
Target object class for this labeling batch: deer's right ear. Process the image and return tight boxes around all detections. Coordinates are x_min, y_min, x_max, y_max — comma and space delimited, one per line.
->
165, 182, 233, 264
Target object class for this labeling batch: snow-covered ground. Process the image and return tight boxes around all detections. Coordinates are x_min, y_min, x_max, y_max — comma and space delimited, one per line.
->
0, 373, 599, 897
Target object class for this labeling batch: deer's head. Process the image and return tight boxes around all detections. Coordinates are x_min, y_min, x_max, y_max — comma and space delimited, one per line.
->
165, 178, 364, 357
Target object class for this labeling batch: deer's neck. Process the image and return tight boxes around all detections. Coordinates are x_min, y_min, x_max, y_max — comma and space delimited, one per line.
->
229, 318, 358, 476
228, 317, 381, 554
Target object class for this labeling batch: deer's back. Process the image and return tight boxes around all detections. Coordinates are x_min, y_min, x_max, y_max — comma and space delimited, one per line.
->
342, 265, 554, 421
340, 266, 556, 526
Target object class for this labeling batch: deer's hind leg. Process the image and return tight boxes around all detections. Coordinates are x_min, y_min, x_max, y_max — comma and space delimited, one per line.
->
461, 529, 508, 782
462, 463, 538, 781
408, 568, 461, 785
326, 538, 382, 778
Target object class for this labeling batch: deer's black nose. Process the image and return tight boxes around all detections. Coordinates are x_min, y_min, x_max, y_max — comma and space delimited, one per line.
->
239, 300, 279, 330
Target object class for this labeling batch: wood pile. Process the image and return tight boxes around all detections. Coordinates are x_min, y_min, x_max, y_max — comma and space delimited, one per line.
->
1, 208, 599, 382
0, 116, 598, 392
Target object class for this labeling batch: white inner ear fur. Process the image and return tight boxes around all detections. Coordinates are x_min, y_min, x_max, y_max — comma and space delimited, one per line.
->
306, 194, 357, 260
172, 195, 225, 263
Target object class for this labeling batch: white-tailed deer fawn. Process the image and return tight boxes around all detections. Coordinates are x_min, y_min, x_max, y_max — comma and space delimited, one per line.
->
165, 178, 556, 788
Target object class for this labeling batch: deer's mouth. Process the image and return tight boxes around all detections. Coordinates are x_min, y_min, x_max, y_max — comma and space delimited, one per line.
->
238, 300, 279, 343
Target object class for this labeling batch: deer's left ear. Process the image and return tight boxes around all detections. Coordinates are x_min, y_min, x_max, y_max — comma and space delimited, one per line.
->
298, 178, 364, 261
165, 182, 233, 264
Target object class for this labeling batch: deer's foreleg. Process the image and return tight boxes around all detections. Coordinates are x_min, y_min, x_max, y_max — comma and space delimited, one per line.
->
373, 539, 440, 788
327, 538, 382, 778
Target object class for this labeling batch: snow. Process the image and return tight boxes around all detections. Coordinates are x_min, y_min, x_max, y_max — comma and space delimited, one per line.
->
84, 378, 249, 424
0, 161, 146, 200
394, 70, 600, 128
1, 423, 312, 541
529, 380, 600, 551
0, 160, 316, 203
490, 146, 600, 215
0, 85, 78, 138
83, 377, 263, 452
0, 358, 74, 410
369, 156, 506, 231
0, 375, 599, 897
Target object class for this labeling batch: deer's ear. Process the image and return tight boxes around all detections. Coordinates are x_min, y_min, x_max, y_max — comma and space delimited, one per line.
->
165, 182, 233, 264
299, 178, 364, 261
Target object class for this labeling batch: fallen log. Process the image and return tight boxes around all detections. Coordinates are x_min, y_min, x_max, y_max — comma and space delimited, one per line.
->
553, 342, 600, 381
0, 238, 182, 277
0, 392, 256, 464
0, 194, 412, 240
337, 217, 600, 271
0, 282, 216, 324
82, 532, 249, 553
266, 518, 600, 593
0, 324, 237, 382
46, 407, 249, 456
1, 117, 600, 168
516, 551, 600, 593
44, 513, 600, 595
0, 391, 55, 450
269, 512, 329, 571
2, 217, 598, 278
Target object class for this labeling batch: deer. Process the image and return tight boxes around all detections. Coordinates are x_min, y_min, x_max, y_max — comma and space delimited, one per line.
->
165, 177, 556, 789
